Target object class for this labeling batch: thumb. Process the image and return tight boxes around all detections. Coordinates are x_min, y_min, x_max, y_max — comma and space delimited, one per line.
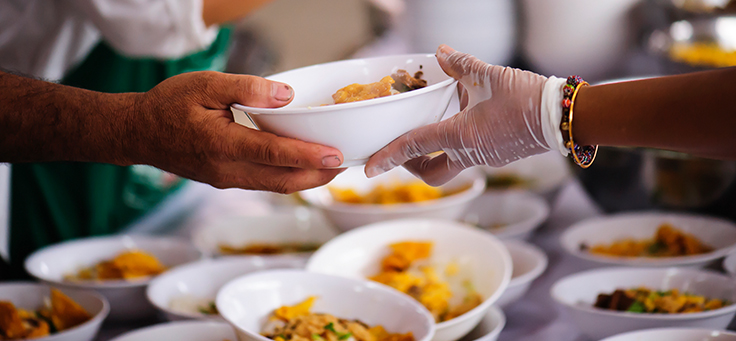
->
215, 73, 294, 109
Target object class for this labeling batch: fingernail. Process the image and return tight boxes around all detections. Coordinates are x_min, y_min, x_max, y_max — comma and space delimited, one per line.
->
272, 82, 293, 102
322, 155, 342, 168
365, 165, 387, 178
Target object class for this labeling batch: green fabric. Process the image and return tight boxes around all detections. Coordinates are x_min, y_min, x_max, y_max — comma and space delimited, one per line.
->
5, 28, 233, 279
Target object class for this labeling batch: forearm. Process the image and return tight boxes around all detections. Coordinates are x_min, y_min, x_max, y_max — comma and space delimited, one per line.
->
202, 0, 272, 26
574, 68, 736, 158
0, 71, 139, 165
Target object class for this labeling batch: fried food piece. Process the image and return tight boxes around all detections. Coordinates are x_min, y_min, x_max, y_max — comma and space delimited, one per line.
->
110, 250, 166, 279
588, 223, 713, 258
330, 182, 444, 206
50, 288, 91, 331
332, 76, 397, 104
390, 69, 427, 93
0, 302, 26, 339
273, 296, 316, 321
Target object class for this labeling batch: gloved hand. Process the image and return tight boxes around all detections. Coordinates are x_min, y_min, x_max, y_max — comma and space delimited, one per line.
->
365, 44, 566, 185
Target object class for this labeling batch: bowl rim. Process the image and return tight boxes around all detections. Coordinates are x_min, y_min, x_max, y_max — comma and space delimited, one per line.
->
0, 281, 110, 340
25, 235, 201, 289
304, 218, 513, 330
559, 211, 736, 267
550, 267, 736, 321
231, 53, 456, 115
146, 257, 305, 320
461, 305, 506, 341
216, 268, 436, 341
300, 169, 486, 214
469, 192, 550, 239
725, 252, 736, 277
599, 327, 736, 340
190, 208, 339, 258
108, 320, 235, 341
503, 240, 548, 288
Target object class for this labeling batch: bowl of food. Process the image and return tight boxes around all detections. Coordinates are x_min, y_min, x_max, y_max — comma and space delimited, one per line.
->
462, 192, 550, 240
230, 54, 457, 167
108, 320, 237, 341
560, 212, 736, 268
456, 306, 505, 341
724, 252, 736, 277
147, 257, 305, 321
216, 269, 435, 341
25, 235, 201, 321
0, 282, 108, 341
480, 151, 571, 202
551, 267, 736, 340
305, 219, 512, 341
495, 240, 548, 308
299, 166, 485, 231
600, 327, 736, 341
192, 207, 338, 259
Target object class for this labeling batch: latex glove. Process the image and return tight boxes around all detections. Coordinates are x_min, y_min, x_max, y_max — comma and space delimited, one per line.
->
365, 45, 567, 185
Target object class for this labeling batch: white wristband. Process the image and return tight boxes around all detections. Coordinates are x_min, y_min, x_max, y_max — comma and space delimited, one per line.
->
540, 76, 569, 157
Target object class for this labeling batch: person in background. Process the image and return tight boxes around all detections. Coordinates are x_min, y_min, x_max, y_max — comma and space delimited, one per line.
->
366, 44, 736, 185
0, 0, 293, 278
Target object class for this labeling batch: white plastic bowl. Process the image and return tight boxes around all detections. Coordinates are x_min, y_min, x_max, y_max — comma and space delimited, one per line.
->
231, 54, 457, 167
600, 328, 736, 341
480, 151, 571, 202
462, 192, 549, 240
25, 235, 201, 321
216, 269, 436, 341
550, 267, 736, 340
305, 219, 512, 341
560, 212, 736, 268
108, 320, 236, 341
299, 166, 485, 231
457, 306, 505, 341
147, 257, 305, 321
725, 252, 736, 277
192, 207, 338, 258
496, 240, 548, 308
0, 282, 109, 341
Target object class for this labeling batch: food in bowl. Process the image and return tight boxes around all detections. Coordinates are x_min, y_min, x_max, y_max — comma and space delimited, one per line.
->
262, 297, 415, 341
329, 181, 448, 205
169, 294, 218, 316
64, 249, 166, 282
669, 42, 736, 68
581, 223, 713, 258
0, 288, 91, 339
218, 242, 322, 255
594, 287, 730, 314
331, 69, 427, 104
484, 173, 533, 190
369, 241, 482, 323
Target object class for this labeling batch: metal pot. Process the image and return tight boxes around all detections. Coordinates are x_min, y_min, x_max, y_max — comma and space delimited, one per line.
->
574, 147, 736, 220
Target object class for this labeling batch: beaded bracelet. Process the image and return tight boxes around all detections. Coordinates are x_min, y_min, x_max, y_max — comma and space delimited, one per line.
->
560, 76, 598, 168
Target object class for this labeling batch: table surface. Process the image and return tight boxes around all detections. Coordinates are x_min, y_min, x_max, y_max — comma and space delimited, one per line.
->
94, 180, 736, 341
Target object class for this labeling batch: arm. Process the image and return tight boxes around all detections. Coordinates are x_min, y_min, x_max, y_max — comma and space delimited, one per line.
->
0, 70, 345, 193
366, 45, 736, 185
574, 68, 736, 159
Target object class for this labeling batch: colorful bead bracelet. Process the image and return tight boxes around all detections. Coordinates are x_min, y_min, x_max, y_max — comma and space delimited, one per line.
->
561, 75, 598, 168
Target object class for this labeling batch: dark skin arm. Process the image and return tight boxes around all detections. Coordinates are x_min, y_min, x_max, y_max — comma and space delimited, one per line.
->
0, 70, 344, 193
574, 67, 736, 159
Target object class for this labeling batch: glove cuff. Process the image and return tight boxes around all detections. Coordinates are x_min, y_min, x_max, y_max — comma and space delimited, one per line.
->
541, 76, 569, 157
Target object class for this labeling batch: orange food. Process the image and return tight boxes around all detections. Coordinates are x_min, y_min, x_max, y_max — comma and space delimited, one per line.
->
587, 223, 713, 258
332, 76, 397, 104
49, 288, 91, 331
67, 250, 166, 282
0, 289, 90, 340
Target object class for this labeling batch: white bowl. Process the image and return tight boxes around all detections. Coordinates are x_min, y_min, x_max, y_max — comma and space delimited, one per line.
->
725, 252, 736, 277
231, 54, 457, 167
456, 306, 505, 341
108, 320, 236, 341
216, 269, 436, 341
305, 219, 512, 341
496, 240, 548, 308
300, 166, 486, 231
462, 192, 549, 240
0, 282, 109, 341
480, 151, 571, 202
25, 235, 202, 321
147, 257, 305, 321
550, 267, 736, 340
560, 212, 736, 268
600, 328, 736, 341
192, 207, 338, 258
